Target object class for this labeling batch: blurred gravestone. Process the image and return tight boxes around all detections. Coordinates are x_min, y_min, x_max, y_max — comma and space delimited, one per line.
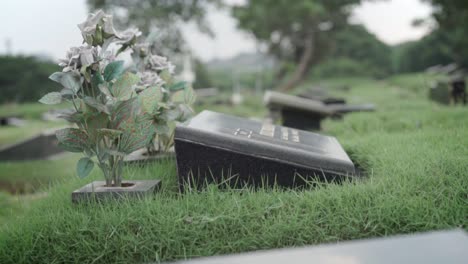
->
0, 129, 65, 161
174, 110, 356, 190
265, 91, 333, 130
41, 108, 74, 122
298, 90, 346, 105
450, 71, 467, 105
429, 81, 451, 105
0, 116, 26, 127
264, 91, 375, 130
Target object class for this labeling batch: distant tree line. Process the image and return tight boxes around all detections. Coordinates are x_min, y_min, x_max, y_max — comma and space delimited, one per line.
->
395, 0, 468, 73
0, 56, 61, 103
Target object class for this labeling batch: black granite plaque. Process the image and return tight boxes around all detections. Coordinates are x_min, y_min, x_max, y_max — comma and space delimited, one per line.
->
0, 116, 25, 127
169, 229, 468, 264
174, 111, 355, 190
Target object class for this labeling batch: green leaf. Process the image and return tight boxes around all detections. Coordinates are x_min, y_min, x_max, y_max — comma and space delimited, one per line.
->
49, 72, 81, 92
77, 157, 94, 178
177, 104, 194, 122
159, 69, 172, 85
86, 112, 109, 141
139, 86, 164, 113
184, 86, 196, 105
111, 72, 140, 100
168, 81, 187, 91
38, 92, 62, 105
104, 61, 125, 82
59, 111, 84, 123
172, 86, 196, 105
111, 97, 140, 129
91, 72, 104, 88
83, 96, 109, 114
97, 128, 122, 140
60, 88, 75, 100
119, 115, 155, 154
56, 128, 89, 153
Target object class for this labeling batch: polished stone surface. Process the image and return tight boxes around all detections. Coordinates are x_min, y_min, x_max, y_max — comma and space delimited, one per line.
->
169, 229, 468, 264
174, 111, 355, 190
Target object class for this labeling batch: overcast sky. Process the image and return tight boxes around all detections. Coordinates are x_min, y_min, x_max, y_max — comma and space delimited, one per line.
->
0, 0, 432, 62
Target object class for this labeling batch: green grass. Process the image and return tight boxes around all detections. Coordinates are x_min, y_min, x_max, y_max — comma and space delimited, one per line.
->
0, 102, 69, 146
0, 102, 70, 120
194, 93, 266, 118
0, 154, 78, 194
0, 74, 467, 263
0, 120, 66, 146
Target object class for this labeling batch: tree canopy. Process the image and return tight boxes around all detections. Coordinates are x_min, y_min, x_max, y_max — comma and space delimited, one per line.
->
0, 56, 61, 103
395, 0, 468, 72
312, 24, 392, 78
87, 0, 220, 56
232, 0, 362, 91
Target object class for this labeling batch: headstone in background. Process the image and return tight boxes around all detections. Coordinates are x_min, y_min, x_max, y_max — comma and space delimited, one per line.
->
0, 116, 26, 127
41, 108, 74, 122
0, 129, 65, 161
169, 229, 468, 264
429, 81, 451, 105
265, 91, 376, 130
298, 91, 347, 105
264, 91, 333, 130
328, 103, 376, 114
449, 71, 467, 105
174, 111, 355, 191
195, 88, 219, 98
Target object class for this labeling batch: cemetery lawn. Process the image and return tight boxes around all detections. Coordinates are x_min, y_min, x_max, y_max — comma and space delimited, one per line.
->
0, 102, 69, 146
0, 74, 467, 263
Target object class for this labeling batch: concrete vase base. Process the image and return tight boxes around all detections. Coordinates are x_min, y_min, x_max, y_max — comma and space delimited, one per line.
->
71, 180, 161, 203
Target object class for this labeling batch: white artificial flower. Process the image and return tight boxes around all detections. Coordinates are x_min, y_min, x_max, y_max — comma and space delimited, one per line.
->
115, 28, 142, 45
148, 55, 175, 74
77, 10, 118, 45
59, 45, 97, 72
139, 71, 164, 87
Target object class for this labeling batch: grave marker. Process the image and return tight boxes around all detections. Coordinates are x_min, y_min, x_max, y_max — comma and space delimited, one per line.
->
264, 91, 333, 130
174, 111, 355, 190
265, 91, 375, 130
0, 129, 65, 161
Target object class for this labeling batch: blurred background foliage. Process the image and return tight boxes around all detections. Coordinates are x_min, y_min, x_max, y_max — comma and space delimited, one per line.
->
0, 56, 61, 104
0, 0, 467, 103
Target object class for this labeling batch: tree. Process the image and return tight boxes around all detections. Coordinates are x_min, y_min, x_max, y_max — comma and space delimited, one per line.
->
423, 0, 468, 67
87, 0, 220, 56
0, 56, 61, 103
394, 31, 453, 73
232, 0, 362, 91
